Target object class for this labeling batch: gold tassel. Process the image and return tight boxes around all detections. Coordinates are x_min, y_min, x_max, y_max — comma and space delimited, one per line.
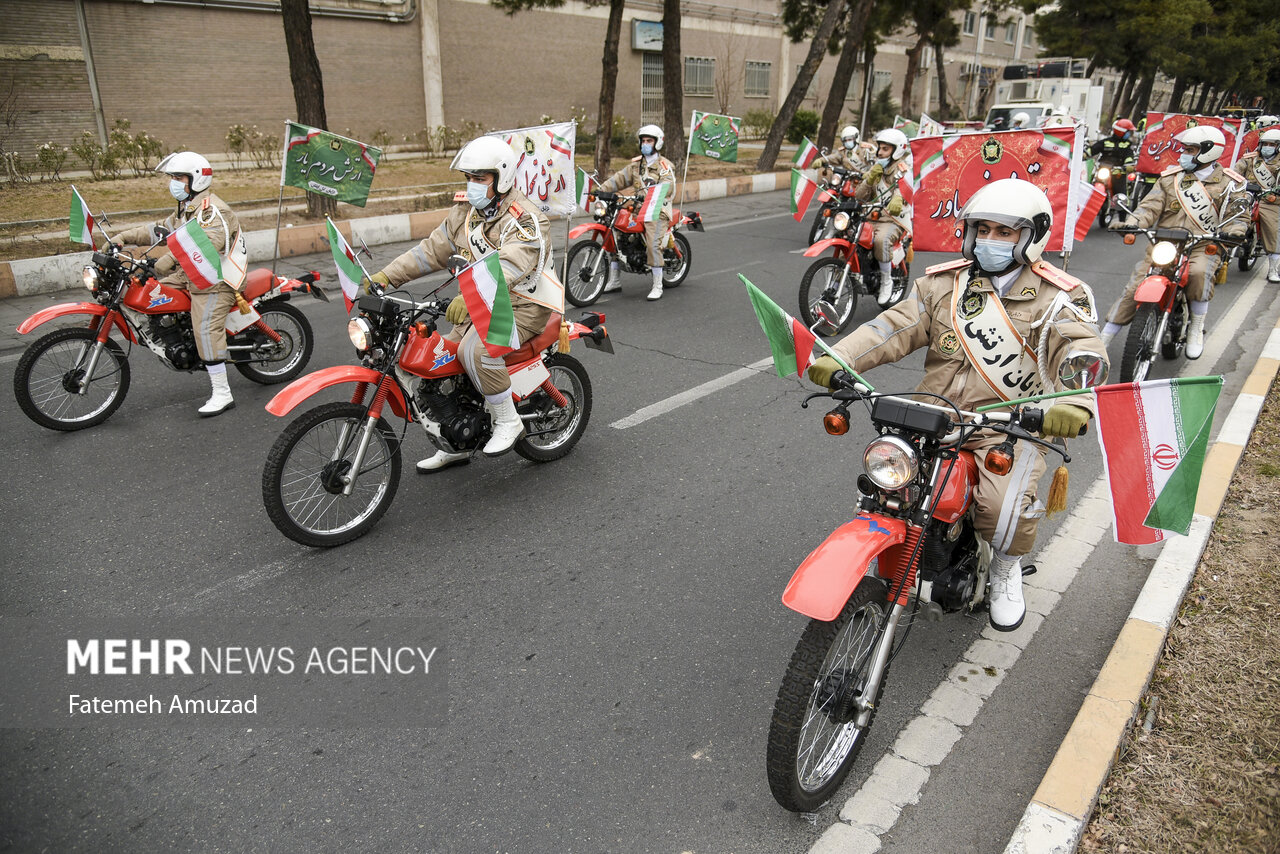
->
234, 290, 252, 315
558, 319, 571, 354
1046, 464, 1069, 515
906, 245, 915, 264
1214, 260, 1228, 286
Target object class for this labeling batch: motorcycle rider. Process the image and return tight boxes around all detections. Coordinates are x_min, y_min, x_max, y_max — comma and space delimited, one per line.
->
116, 151, 241, 417
812, 125, 873, 180
595, 124, 676, 301
856, 128, 913, 306
363, 135, 553, 471
1233, 127, 1280, 283
1103, 125, 1250, 357
807, 179, 1108, 632
1089, 119, 1137, 166
1010, 111, 1032, 129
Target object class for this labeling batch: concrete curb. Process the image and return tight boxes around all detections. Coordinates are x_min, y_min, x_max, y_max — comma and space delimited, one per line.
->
1002, 308, 1280, 853
0, 171, 791, 300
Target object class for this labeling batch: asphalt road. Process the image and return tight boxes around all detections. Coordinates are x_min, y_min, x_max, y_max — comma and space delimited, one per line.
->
3, 190, 1278, 854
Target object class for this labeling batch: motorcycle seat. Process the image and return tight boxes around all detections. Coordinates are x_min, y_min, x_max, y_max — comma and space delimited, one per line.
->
241, 268, 275, 301
503, 313, 564, 365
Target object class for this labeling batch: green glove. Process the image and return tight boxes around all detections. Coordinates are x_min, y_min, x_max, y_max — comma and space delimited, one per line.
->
362, 271, 391, 295
1042, 403, 1091, 438
865, 163, 884, 183
446, 294, 469, 325
887, 195, 904, 216
807, 355, 841, 389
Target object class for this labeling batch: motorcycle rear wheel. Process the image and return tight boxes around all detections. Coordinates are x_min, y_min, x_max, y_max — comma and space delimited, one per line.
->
514, 353, 592, 462
565, 240, 608, 307
234, 302, 314, 384
798, 257, 858, 336
662, 233, 692, 287
1120, 303, 1161, 383
767, 576, 890, 813
1238, 228, 1257, 272
14, 326, 131, 431
262, 401, 402, 548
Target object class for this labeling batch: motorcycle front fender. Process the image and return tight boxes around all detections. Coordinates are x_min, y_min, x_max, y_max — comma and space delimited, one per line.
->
782, 514, 907, 621
568, 223, 608, 240
265, 365, 411, 420
804, 237, 852, 258
1134, 274, 1172, 304
17, 302, 135, 342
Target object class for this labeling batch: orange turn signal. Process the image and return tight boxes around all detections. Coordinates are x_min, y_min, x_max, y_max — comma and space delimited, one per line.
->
413, 321, 430, 337
824, 411, 850, 435
1123, 234, 1136, 245
984, 446, 1014, 475
870, 210, 881, 221
1204, 243, 1218, 255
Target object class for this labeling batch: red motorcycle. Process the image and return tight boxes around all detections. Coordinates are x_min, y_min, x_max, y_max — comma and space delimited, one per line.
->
807, 165, 862, 245
563, 189, 702, 306
14, 243, 324, 431
1235, 180, 1269, 272
261, 265, 612, 547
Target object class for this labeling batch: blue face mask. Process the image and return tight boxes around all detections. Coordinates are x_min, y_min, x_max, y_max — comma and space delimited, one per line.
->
640, 143, 655, 157
1179, 153, 1198, 172
465, 180, 492, 211
973, 238, 1017, 273
843, 139, 856, 150
876, 157, 891, 168
1261, 145, 1277, 159
169, 179, 189, 201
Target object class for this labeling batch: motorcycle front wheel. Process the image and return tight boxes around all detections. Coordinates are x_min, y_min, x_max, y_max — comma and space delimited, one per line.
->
234, 302, 314, 384
1161, 293, 1189, 361
514, 353, 592, 462
1120, 303, 1161, 383
662, 233, 692, 287
1238, 228, 1258, 272
14, 326, 131, 431
798, 257, 858, 335
261, 401, 402, 548
767, 576, 889, 813
564, 240, 609, 307
807, 207, 829, 245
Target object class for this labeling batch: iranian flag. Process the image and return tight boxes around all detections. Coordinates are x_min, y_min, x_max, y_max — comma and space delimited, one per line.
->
792, 137, 819, 169
742, 275, 818, 378
326, 218, 368, 311
69, 185, 95, 248
575, 168, 595, 211
458, 253, 519, 357
1072, 180, 1107, 242
790, 169, 830, 222
166, 218, 223, 290
637, 182, 671, 222
1093, 377, 1222, 545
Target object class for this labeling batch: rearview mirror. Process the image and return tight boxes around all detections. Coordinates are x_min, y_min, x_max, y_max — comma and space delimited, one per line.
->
446, 254, 469, 274
1059, 352, 1108, 389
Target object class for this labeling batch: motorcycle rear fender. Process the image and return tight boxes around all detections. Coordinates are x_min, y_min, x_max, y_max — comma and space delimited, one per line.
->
782, 514, 908, 621
17, 302, 135, 342
265, 365, 411, 420
1134, 274, 1172, 304
568, 222, 608, 240
804, 237, 852, 258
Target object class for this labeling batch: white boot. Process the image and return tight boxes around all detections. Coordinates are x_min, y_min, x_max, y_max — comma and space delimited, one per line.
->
1099, 321, 1122, 349
988, 551, 1025, 632
603, 263, 621, 293
1185, 313, 1206, 360
647, 267, 664, 301
416, 449, 470, 473
198, 366, 234, 417
1268, 255, 1280, 284
482, 394, 525, 456
876, 271, 894, 306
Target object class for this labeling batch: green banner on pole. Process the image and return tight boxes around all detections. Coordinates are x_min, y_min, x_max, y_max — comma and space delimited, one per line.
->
280, 122, 382, 207
688, 111, 740, 162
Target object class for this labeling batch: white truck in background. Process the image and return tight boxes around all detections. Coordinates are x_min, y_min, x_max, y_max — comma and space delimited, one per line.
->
984, 58, 1105, 138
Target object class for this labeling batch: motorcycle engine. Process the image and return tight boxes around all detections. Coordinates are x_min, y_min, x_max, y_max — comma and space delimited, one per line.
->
922, 520, 979, 613
149, 313, 199, 370
622, 234, 649, 272
417, 378, 487, 450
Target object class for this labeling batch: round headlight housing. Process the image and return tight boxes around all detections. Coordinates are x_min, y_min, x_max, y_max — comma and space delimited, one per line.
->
347, 317, 373, 352
82, 265, 99, 293
1096, 166, 1111, 184
863, 436, 919, 491
832, 211, 851, 232
1151, 240, 1178, 267
592, 200, 608, 218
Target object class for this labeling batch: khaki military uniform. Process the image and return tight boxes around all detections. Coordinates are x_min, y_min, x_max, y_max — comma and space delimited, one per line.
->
380, 189, 552, 396
598, 154, 676, 268
855, 160, 912, 264
1108, 163, 1249, 325
117, 189, 240, 362
829, 258, 1107, 556
813, 142, 873, 182
1232, 151, 1280, 254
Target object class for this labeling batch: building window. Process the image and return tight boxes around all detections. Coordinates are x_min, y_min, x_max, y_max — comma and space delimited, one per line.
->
684, 56, 714, 96
1005, 23, 1016, 44
745, 61, 771, 98
963, 12, 976, 35
873, 70, 893, 96
1023, 25, 1034, 47
985, 18, 996, 39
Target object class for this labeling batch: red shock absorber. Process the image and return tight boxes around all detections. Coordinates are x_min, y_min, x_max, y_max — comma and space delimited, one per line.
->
251, 318, 283, 343
538, 377, 568, 408
349, 381, 369, 405
882, 523, 923, 607
367, 379, 393, 417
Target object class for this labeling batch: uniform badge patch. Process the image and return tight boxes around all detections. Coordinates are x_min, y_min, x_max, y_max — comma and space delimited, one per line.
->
938, 330, 961, 355
981, 137, 1003, 165
1020, 286, 1038, 297
959, 290, 986, 319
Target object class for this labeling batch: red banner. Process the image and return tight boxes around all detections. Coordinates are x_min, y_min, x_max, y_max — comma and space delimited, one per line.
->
1234, 121, 1279, 161
909, 129, 1075, 253
1135, 112, 1243, 174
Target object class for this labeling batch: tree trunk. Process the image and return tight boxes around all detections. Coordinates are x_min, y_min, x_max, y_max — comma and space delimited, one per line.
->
662, 0, 685, 172
859, 43, 876, 134
901, 33, 928, 116
1132, 73, 1155, 118
280, 0, 335, 219
594, 0, 625, 178
818, 0, 874, 148
756, 0, 848, 172
1168, 75, 1188, 114
1085, 53, 1099, 79
1108, 67, 1131, 122
933, 41, 951, 120
1118, 70, 1140, 119
1194, 84, 1212, 114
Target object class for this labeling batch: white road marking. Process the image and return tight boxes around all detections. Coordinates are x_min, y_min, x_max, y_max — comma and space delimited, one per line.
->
610, 357, 774, 430
0, 352, 21, 364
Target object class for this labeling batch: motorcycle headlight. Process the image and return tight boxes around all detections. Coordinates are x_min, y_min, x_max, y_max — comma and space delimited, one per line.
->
592, 200, 608, 218
347, 317, 373, 352
832, 211, 851, 232
863, 436, 919, 491
1096, 166, 1111, 184
82, 265, 99, 293
1151, 240, 1178, 267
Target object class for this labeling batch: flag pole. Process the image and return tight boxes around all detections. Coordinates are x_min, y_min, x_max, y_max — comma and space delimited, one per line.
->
271, 119, 288, 278
974, 375, 1223, 412
679, 110, 694, 206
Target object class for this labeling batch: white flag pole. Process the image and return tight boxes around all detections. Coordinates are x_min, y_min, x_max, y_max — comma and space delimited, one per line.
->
679, 110, 696, 205
271, 119, 290, 277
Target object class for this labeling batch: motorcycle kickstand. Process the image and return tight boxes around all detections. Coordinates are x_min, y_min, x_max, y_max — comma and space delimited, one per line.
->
853, 601, 907, 728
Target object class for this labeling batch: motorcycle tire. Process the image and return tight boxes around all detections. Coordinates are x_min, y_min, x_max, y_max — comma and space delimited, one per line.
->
14, 326, 131, 431
662, 233, 692, 288
1161, 294, 1188, 361
1098, 202, 1112, 230
514, 353, 592, 463
887, 260, 911, 308
798, 257, 858, 336
1238, 229, 1258, 272
234, 301, 314, 385
807, 207, 828, 245
564, 240, 609, 307
1120, 303, 1161, 383
261, 401, 402, 548
766, 576, 890, 813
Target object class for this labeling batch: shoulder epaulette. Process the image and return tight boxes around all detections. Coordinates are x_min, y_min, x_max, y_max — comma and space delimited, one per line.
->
1223, 167, 1245, 182
200, 197, 210, 210
1030, 260, 1083, 291
508, 201, 525, 218
630, 155, 643, 163
925, 258, 972, 275
453, 191, 467, 203
1241, 151, 1258, 160
1161, 164, 1182, 176
660, 157, 674, 170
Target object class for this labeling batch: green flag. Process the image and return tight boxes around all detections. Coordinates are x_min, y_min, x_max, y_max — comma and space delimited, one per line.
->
280, 122, 382, 207
688, 111, 740, 162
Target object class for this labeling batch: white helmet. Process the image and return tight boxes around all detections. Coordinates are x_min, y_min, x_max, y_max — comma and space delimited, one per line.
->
1012, 111, 1031, 128
840, 125, 860, 149
1257, 115, 1278, 127
1259, 128, 1280, 153
636, 124, 664, 151
156, 151, 212, 193
450, 136, 517, 193
1175, 125, 1226, 167
958, 178, 1053, 267
874, 128, 910, 162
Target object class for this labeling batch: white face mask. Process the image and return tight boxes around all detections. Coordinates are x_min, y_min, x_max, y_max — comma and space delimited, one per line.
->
465, 180, 492, 211
973, 238, 1017, 273
1179, 153, 1198, 172
1261, 145, 1278, 160
169, 179, 189, 201
842, 139, 856, 150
